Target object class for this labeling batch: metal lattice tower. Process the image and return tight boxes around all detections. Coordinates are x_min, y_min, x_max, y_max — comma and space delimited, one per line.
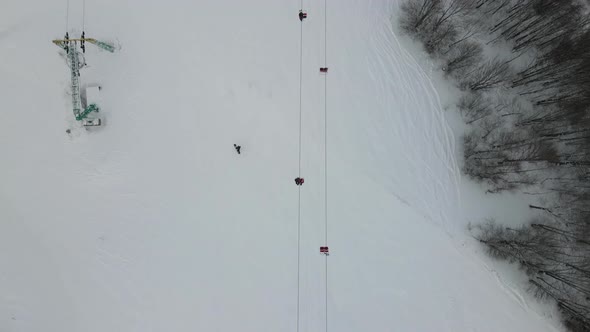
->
53, 34, 115, 121
66, 41, 83, 119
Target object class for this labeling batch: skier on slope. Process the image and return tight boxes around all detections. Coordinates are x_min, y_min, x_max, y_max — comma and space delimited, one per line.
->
295, 177, 304, 186
234, 144, 241, 154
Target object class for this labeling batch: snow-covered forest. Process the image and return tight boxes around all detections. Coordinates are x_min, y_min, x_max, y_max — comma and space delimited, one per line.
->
399, 0, 590, 330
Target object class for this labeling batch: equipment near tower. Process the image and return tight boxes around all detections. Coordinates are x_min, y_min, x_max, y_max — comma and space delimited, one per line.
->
81, 85, 102, 126
52, 31, 115, 126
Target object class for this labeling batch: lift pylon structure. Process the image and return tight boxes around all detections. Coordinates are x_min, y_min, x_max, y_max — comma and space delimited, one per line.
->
52, 37, 116, 53
53, 32, 115, 122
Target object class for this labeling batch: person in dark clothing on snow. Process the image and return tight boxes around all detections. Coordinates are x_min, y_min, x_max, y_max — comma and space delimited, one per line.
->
295, 177, 304, 185
234, 144, 241, 154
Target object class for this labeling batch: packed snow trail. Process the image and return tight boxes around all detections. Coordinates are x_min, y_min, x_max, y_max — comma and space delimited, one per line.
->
0, 0, 563, 331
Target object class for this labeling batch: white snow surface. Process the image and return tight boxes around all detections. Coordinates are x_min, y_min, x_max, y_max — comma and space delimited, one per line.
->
0, 0, 564, 331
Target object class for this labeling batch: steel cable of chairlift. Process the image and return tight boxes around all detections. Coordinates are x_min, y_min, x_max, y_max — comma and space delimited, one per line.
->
296, 6, 304, 332
82, 0, 86, 31
65, 0, 70, 32
323, 1, 329, 331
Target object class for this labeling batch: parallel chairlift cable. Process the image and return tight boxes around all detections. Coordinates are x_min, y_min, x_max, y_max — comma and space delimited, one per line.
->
82, 0, 86, 31
323, 1, 329, 332
296, 2, 330, 331
65, 0, 70, 32
297, 3, 304, 332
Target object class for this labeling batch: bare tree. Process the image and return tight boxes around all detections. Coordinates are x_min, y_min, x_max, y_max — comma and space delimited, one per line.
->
462, 58, 512, 91
458, 92, 493, 124
477, 218, 590, 331
444, 41, 483, 76
399, 0, 442, 34
400, 0, 474, 54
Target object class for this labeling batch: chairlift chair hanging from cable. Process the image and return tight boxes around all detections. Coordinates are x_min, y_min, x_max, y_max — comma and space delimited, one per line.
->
299, 10, 308, 21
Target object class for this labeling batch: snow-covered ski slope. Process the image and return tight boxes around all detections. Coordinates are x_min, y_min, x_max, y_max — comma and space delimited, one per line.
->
0, 0, 563, 331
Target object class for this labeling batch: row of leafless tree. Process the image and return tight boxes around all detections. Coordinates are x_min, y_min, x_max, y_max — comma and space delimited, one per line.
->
400, 0, 590, 330
477, 208, 590, 331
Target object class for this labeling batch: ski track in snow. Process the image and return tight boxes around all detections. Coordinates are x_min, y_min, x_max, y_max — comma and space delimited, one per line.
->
364, 0, 462, 233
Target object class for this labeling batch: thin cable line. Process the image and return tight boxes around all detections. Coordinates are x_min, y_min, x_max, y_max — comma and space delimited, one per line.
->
82, 0, 86, 31
297, 187, 301, 332
324, 74, 329, 332
324, 0, 328, 66
296, 13, 304, 332
65, 0, 70, 32
325, 256, 328, 332
299, 25, 303, 177
324, 1, 329, 332
324, 0, 328, 249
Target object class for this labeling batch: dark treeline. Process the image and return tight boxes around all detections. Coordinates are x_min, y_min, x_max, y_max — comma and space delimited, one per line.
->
400, 0, 590, 330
